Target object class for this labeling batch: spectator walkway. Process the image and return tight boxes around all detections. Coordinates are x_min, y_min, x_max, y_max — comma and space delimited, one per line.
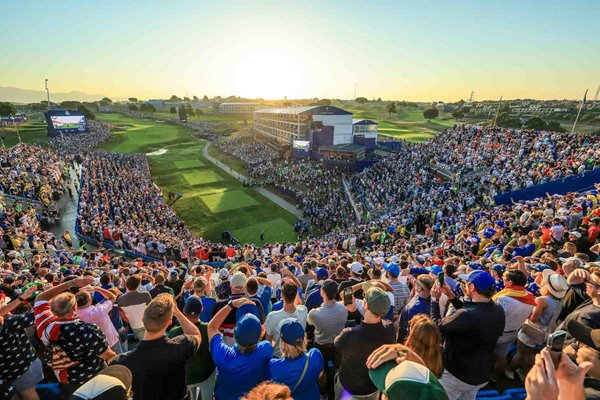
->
202, 142, 303, 218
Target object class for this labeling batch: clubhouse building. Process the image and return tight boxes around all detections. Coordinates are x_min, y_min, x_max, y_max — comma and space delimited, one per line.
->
253, 105, 378, 159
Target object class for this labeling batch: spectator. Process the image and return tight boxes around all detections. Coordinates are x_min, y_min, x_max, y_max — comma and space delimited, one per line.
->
208, 298, 273, 400
430, 270, 505, 400
268, 318, 324, 400
334, 286, 395, 399
404, 314, 443, 377
149, 274, 174, 298
266, 278, 307, 357
115, 293, 201, 400
168, 296, 216, 400
75, 285, 121, 354
117, 275, 152, 341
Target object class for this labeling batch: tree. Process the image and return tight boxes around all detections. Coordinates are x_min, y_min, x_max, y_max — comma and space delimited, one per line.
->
60, 101, 81, 109
524, 116, 547, 130
376, 98, 382, 102
169, 106, 177, 114
496, 112, 522, 129
423, 108, 439, 121
77, 105, 95, 120
461, 106, 471, 115
451, 110, 465, 121
128, 104, 139, 111
139, 103, 156, 114
101, 97, 112, 103
546, 120, 566, 133
183, 96, 190, 102
0, 102, 17, 116
169, 95, 181, 102
355, 97, 369, 104
192, 95, 199, 101
195, 109, 204, 117
203, 95, 209, 101
309, 99, 331, 106
386, 102, 397, 116
128, 97, 138, 103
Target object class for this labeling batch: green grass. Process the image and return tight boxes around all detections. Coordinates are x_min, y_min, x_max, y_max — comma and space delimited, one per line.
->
0, 122, 48, 146
97, 113, 298, 244
200, 189, 259, 213
183, 170, 223, 185
174, 159, 205, 169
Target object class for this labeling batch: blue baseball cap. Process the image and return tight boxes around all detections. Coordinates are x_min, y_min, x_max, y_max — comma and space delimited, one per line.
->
409, 267, 429, 277
468, 262, 484, 271
315, 267, 329, 281
530, 263, 553, 272
457, 270, 495, 291
183, 296, 203, 316
429, 265, 443, 276
236, 303, 262, 323
279, 318, 305, 345
491, 264, 506, 274
234, 313, 262, 346
253, 260, 262, 268
384, 263, 400, 277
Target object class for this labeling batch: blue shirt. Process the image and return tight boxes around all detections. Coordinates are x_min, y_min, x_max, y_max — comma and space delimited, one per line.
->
398, 296, 431, 339
257, 285, 273, 315
268, 348, 324, 400
305, 286, 323, 311
210, 335, 273, 400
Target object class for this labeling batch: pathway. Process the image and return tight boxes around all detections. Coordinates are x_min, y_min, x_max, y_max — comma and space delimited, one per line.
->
202, 142, 303, 219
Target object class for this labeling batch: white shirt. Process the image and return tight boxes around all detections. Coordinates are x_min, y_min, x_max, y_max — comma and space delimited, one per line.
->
265, 305, 308, 357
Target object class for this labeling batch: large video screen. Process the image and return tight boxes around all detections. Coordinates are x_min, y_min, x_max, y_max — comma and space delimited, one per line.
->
45, 110, 88, 137
50, 115, 86, 130
292, 140, 310, 152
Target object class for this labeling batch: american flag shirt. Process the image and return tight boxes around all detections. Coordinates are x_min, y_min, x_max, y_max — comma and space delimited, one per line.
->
0, 311, 37, 382
34, 300, 108, 385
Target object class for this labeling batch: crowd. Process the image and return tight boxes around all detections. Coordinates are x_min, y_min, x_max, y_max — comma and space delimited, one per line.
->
2, 123, 600, 400
425, 126, 599, 193
49, 121, 112, 154
2, 183, 600, 400
215, 137, 354, 232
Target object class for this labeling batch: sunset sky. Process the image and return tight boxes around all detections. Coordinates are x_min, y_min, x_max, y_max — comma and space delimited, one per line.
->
1, 0, 598, 101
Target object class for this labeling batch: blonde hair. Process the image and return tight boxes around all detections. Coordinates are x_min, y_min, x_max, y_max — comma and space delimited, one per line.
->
51, 292, 77, 317
242, 382, 292, 400
280, 339, 306, 360
405, 314, 443, 377
143, 293, 173, 332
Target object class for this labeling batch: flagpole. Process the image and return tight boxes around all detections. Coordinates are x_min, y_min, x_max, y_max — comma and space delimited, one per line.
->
10, 114, 22, 143
492, 96, 503, 128
571, 89, 588, 134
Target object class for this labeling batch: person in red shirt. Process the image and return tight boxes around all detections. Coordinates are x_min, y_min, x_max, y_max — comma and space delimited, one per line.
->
588, 218, 600, 244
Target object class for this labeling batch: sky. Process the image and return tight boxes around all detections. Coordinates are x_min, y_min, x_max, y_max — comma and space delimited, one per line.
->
1, 0, 599, 102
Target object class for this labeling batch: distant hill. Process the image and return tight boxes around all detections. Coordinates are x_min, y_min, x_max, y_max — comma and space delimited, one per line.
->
0, 86, 107, 104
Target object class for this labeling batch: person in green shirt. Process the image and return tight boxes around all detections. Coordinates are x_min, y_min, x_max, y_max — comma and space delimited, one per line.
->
168, 296, 216, 400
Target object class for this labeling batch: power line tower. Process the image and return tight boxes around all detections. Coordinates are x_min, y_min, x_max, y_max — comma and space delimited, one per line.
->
593, 86, 600, 103
468, 91, 474, 103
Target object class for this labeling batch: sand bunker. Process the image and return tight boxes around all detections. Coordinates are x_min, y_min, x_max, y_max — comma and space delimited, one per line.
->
147, 148, 168, 156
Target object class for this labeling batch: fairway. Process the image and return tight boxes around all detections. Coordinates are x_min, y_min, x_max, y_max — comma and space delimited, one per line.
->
0, 121, 48, 146
200, 190, 259, 213
183, 171, 223, 185
174, 159, 204, 169
97, 113, 298, 244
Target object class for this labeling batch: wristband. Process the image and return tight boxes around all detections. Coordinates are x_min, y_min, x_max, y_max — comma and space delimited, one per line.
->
227, 300, 236, 309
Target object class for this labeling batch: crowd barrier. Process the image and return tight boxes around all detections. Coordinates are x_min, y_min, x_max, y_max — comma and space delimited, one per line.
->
494, 168, 600, 205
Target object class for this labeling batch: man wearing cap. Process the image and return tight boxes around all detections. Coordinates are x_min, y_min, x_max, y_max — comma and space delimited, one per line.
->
215, 268, 231, 300
115, 293, 201, 400
384, 262, 410, 317
430, 270, 505, 400
304, 267, 328, 311
398, 275, 434, 342
266, 279, 307, 358
368, 360, 449, 400
168, 296, 216, 400
337, 262, 364, 298
212, 272, 265, 346
72, 365, 133, 400
148, 274, 174, 298
307, 279, 348, 399
334, 287, 395, 399
208, 298, 273, 400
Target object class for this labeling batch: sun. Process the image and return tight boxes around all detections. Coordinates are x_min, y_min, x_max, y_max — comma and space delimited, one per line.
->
235, 50, 303, 99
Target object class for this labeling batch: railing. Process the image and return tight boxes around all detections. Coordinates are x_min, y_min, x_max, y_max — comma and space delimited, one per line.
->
0, 191, 43, 210
342, 177, 362, 223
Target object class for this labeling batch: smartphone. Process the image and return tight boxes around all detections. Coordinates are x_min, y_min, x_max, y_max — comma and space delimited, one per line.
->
547, 330, 567, 366
437, 272, 445, 286
343, 288, 353, 305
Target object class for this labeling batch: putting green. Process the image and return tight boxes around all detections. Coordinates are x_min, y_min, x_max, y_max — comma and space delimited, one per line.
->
183, 171, 223, 186
174, 159, 205, 169
200, 189, 259, 213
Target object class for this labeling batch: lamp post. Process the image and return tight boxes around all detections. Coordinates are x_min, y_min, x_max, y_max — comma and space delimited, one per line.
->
45, 78, 51, 110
